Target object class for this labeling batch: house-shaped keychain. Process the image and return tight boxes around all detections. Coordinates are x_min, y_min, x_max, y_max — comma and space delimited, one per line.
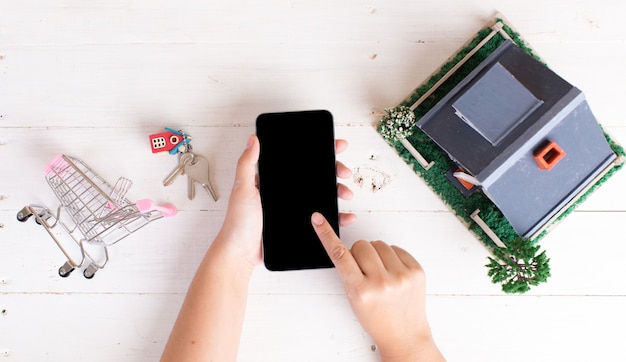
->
149, 128, 191, 154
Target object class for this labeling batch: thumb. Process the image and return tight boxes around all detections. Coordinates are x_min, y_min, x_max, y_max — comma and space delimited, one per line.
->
233, 134, 259, 188
311, 212, 362, 285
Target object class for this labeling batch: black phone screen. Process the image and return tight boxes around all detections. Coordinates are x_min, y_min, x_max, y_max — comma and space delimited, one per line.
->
256, 110, 339, 271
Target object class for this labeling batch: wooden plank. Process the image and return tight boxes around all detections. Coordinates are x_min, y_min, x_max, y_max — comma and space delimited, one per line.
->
2, 293, 625, 361
3, 209, 626, 296
0, 126, 623, 213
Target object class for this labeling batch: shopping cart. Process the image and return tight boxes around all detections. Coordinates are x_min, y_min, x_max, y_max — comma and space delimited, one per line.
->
17, 154, 176, 279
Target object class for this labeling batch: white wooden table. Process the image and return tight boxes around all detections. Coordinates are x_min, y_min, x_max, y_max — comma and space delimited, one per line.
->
2, 1, 625, 361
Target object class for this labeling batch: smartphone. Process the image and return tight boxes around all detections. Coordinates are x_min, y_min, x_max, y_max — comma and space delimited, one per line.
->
256, 110, 340, 271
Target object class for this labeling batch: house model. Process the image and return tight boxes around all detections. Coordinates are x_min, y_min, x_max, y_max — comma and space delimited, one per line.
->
416, 39, 617, 239
377, 17, 624, 293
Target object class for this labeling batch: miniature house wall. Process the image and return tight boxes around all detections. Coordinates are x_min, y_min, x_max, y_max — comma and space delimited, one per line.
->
416, 40, 616, 238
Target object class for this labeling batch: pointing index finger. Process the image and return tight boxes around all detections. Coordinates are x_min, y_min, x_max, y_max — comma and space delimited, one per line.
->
311, 212, 363, 285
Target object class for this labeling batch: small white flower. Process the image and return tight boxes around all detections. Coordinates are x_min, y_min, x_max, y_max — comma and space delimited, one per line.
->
378, 106, 415, 140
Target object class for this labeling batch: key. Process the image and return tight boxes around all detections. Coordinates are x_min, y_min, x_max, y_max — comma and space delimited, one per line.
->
163, 152, 194, 186
187, 169, 196, 200
184, 155, 219, 201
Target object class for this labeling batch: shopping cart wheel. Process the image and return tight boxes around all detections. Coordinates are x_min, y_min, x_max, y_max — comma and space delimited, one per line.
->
16, 207, 34, 222
34, 212, 53, 225
17, 206, 51, 224
58, 261, 75, 278
83, 265, 97, 279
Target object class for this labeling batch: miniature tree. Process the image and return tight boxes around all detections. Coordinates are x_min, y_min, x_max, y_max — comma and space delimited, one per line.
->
485, 237, 551, 294
378, 106, 434, 170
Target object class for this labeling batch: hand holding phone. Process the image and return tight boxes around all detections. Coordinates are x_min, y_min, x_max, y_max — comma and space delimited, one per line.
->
256, 110, 340, 271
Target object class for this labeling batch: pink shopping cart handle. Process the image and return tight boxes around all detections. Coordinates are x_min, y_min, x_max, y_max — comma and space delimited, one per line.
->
135, 199, 177, 217
44, 154, 69, 174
